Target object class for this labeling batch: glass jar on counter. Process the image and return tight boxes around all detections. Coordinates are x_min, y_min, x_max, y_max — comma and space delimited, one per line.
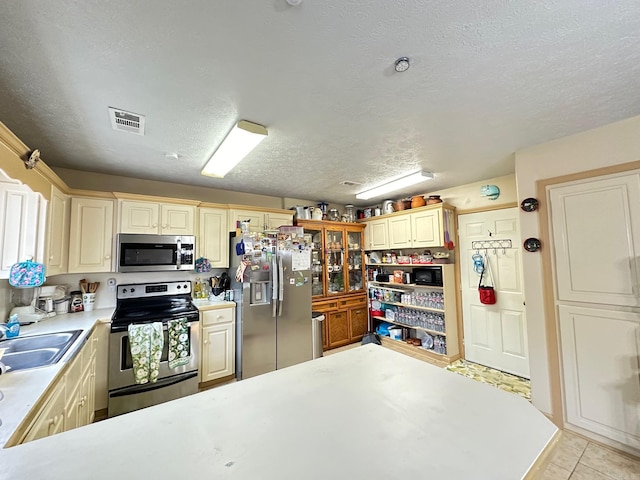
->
70, 291, 84, 312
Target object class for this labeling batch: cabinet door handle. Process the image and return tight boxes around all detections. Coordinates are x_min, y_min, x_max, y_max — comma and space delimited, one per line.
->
152, 223, 158, 228
203, 339, 208, 345
105, 255, 111, 260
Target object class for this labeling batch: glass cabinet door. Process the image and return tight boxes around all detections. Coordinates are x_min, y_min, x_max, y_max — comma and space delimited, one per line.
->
326, 228, 345, 295
307, 227, 324, 297
346, 229, 364, 292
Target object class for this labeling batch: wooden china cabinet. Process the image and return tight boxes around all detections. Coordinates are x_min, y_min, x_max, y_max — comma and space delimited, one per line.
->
296, 220, 368, 350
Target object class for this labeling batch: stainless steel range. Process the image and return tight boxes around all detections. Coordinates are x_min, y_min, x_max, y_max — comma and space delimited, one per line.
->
108, 281, 200, 417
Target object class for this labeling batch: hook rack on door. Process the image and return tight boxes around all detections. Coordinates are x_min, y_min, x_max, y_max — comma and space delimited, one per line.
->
472, 239, 512, 254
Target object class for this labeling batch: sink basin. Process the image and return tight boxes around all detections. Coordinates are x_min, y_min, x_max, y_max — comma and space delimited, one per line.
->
0, 330, 82, 372
0, 330, 81, 353
1, 348, 61, 372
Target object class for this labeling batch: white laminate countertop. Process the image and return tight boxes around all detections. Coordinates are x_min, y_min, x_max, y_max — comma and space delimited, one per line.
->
192, 299, 236, 311
0, 345, 557, 479
0, 308, 114, 447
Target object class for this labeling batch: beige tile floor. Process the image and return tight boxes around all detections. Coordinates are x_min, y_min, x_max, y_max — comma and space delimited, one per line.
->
325, 343, 640, 479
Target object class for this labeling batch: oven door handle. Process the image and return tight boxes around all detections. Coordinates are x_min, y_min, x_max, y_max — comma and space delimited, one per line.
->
109, 371, 198, 398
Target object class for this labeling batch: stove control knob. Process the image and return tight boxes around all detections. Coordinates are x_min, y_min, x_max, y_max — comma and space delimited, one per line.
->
177, 285, 181, 289
121, 288, 127, 294
183, 284, 188, 290
130, 288, 135, 293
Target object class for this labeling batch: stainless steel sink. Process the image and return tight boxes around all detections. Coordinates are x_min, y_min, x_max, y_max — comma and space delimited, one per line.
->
0, 330, 82, 372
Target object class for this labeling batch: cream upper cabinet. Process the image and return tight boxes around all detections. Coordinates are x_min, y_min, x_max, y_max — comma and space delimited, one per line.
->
410, 209, 442, 248
68, 197, 114, 273
388, 216, 412, 248
228, 208, 293, 232
198, 206, 229, 268
119, 200, 195, 235
363, 218, 389, 250
45, 184, 70, 276
362, 204, 454, 251
0, 171, 47, 277
266, 212, 293, 230
200, 307, 235, 383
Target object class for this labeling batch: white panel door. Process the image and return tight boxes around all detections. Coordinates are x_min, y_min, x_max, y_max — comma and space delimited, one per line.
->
364, 218, 388, 250
459, 208, 529, 378
550, 172, 640, 307
558, 305, 640, 449
201, 322, 235, 382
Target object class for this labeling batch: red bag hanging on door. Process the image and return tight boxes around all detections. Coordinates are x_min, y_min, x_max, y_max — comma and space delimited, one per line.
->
478, 254, 496, 305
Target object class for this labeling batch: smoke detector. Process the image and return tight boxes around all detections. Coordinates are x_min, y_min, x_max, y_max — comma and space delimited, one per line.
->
108, 107, 146, 135
394, 57, 410, 73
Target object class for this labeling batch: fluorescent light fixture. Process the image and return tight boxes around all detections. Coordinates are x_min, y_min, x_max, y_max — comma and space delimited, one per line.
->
355, 170, 434, 200
201, 120, 268, 178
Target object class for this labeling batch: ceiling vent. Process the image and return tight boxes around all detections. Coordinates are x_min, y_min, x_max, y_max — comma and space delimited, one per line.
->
341, 180, 361, 186
108, 107, 145, 135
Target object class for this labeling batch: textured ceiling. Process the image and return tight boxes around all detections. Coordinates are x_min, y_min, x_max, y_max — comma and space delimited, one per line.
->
1, 1, 639, 206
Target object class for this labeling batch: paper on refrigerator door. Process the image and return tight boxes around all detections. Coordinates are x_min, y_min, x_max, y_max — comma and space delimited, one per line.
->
291, 250, 311, 271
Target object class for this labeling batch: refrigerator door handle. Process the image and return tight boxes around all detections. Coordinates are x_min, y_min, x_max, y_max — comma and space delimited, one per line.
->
272, 254, 278, 318
278, 255, 284, 316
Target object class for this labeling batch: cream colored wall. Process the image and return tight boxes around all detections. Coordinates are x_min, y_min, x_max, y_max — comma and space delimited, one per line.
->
422, 173, 517, 211
514, 114, 640, 414
55, 168, 286, 208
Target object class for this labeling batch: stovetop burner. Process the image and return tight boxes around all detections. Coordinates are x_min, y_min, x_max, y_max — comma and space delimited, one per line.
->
111, 281, 198, 330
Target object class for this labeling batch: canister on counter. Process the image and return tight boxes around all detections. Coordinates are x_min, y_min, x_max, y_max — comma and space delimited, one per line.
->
70, 290, 84, 312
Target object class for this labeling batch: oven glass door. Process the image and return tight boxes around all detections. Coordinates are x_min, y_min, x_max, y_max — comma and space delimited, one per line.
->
120, 242, 178, 268
109, 321, 199, 391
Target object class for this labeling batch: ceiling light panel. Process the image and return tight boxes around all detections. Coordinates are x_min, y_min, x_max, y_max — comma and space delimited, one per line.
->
201, 120, 268, 178
355, 171, 434, 200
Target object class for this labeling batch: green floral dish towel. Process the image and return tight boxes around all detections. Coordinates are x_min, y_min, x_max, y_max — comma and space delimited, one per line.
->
128, 322, 163, 384
168, 317, 190, 369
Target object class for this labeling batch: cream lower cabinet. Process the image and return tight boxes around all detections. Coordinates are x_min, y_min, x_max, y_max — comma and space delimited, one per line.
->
200, 307, 235, 383
15, 327, 100, 446
22, 381, 66, 443
68, 197, 114, 273
198, 206, 229, 268
228, 208, 293, 232
45, 184, 70, 276
117, 198, 197, 235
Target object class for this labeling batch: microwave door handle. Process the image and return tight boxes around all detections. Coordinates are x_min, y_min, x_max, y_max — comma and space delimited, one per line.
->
176, 239, 182, 269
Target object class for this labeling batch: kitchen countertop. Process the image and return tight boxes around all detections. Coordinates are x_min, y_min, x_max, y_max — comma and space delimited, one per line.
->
192, 299, 236, 311
0, 345, 557, 479
0, 308, 114, 448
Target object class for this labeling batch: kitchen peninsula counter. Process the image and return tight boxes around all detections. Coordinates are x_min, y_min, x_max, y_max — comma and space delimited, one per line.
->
0, 308, 114, 448
0, 345, 557, 479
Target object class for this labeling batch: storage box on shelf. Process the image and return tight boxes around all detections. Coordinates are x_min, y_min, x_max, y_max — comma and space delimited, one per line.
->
296, 219, 367, 350
367, 263, 459, 366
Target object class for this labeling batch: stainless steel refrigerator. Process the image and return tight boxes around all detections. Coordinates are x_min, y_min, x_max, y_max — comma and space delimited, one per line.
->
230, 228, 313, 380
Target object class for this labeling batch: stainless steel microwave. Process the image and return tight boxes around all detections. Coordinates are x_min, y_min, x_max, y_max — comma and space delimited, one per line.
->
116, 234, 195, 272
413, 266, 443, 287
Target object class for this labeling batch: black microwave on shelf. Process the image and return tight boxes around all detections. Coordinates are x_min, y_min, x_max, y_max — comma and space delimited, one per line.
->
413, 266, 443, 287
